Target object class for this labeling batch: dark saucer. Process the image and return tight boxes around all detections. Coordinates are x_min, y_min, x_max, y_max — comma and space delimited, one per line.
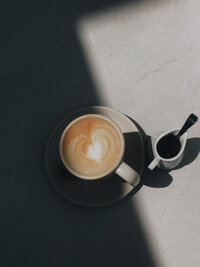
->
45, 106, 145, 207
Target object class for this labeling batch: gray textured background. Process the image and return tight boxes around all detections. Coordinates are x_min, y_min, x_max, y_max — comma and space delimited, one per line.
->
1, 0, 200, 266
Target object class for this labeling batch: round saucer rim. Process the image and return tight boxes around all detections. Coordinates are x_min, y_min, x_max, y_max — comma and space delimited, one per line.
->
45, 105, 145, 207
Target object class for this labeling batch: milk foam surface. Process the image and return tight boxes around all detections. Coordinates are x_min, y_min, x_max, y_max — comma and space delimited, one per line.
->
63, 116, 122, 177
87, 141, 102, 162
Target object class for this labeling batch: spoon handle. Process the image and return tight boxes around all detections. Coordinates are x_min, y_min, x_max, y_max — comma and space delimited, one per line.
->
177, 113, 198, 139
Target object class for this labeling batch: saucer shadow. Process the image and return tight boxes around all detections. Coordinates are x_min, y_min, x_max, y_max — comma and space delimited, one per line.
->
174, 138, 200, 169
126, 116, 173, 188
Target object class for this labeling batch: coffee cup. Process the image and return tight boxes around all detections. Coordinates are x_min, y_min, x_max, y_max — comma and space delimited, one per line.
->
148, 128, 187, 170
59, 114, 140, 187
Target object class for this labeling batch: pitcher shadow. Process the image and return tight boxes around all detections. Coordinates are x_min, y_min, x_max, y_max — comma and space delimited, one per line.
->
174, 137, 200, 169
126, 116, 173, 189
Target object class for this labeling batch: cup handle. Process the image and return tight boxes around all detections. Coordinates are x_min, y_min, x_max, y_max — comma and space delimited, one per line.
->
115, 162, 140, 187
148, 157, 160, 171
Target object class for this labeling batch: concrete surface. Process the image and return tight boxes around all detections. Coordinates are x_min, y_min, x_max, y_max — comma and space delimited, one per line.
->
1, 0, 199, 266
77, 1, 200, 266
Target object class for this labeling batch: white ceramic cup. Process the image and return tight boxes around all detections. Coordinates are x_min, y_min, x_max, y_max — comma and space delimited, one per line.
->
59, 114, 140, 187
148, 128, 187, 170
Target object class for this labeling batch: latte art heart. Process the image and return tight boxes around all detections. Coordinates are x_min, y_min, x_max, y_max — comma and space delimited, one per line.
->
62, 116, 122, 178
87, 141, 103, 162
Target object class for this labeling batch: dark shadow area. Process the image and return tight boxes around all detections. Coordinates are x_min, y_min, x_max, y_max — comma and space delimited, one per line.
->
123, 132, 145, 175
127, 116, 173, 188
142, 168, 173, 188
0, 0, 163, 266
174, 138, 200, 169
